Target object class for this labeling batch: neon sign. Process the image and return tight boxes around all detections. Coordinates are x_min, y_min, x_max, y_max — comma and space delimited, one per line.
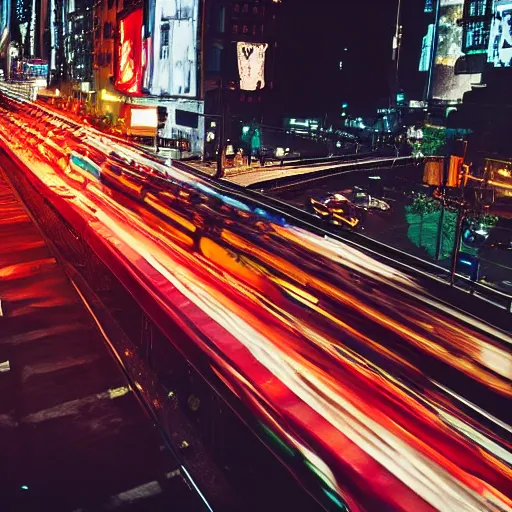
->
115, 9, 143, 95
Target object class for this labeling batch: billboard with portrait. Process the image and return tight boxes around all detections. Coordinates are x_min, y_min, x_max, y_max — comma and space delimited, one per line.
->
488, 0, 512, 67
431, 0, 481, 102
143, 0, 199, 97
237, 42, 268, 91
115, 8, 144, 95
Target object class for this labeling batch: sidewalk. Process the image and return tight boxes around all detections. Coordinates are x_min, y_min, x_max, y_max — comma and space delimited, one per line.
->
0, 167, 206, 511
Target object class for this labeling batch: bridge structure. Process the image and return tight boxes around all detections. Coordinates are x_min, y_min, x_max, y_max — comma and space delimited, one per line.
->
0, 89, 510, 512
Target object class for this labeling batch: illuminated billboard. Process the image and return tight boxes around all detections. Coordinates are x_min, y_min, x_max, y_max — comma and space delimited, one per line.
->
237, 42, 269, 91
430, 0, 481, 102
129, 107, 158, 137
488, 0, 512, 67
115, 8, 143, 95
143, 0, 199, 97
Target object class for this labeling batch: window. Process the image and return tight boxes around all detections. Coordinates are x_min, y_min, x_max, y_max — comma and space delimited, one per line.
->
208, 46, 222, 73
466, 20, 486, 48
232, 24, 238, 34
160, 24, 170, 59
103, 22, 113, 39
217, 6, 225, 32
469, 0, 486, 17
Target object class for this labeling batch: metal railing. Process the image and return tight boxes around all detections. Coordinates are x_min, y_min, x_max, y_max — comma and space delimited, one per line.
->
173, 159, 512, 322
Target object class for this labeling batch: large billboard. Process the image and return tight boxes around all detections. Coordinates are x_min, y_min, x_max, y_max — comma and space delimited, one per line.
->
431, 0, 481, 102
488, 0, 512, 67
237, 42, 268, 91
143, 0, 199, 97
115, 8, 144, 95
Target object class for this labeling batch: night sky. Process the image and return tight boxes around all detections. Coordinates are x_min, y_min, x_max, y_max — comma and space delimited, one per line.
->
276, 0, 426, 119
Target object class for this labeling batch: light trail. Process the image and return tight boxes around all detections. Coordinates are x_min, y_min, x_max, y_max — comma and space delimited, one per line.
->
0, 93, 510, 512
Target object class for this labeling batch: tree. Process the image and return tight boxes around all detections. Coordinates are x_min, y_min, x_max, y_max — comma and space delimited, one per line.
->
420, 125, 447, 156
406, 195, 440, 248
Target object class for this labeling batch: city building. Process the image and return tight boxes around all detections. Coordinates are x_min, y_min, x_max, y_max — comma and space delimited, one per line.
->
420, 0, 485, 106
90, 0, 280, 159
66, 0, 95, 84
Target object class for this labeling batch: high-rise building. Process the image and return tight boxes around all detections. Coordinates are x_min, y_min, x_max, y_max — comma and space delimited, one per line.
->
203, 0, 280, 141
0, 0, 11, 72
66, 0, 94, 83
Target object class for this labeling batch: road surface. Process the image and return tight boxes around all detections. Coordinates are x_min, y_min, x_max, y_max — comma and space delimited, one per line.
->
0, 91, 510, 512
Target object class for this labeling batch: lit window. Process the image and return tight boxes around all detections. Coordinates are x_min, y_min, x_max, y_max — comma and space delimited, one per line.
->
469, 0, 486, 17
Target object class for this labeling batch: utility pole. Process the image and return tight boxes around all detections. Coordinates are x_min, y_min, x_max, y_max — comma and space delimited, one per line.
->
215, 77, 225, 179
450, 205, 466, 285
391, 0, 403, 109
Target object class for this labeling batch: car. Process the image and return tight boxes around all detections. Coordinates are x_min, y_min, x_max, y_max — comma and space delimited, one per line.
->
352, 191, 391, 211
308, 193, 360, 229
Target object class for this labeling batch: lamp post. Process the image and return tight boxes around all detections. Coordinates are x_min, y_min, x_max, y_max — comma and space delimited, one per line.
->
391, 0, 403, 109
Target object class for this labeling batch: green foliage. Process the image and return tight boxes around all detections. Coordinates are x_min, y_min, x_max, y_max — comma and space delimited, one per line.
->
406, 195, 440, 216
467, 213, 499, 228
405, 197, 457, 260
420, 125, 447, 156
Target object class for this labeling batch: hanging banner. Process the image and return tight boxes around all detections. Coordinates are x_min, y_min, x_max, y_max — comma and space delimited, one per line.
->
237, 42, 268, 91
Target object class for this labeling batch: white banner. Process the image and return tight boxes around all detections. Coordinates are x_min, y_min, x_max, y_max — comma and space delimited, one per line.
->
237, 42, 268, 91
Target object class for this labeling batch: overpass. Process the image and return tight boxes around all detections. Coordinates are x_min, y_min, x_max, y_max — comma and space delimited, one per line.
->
0, 90, 510, 512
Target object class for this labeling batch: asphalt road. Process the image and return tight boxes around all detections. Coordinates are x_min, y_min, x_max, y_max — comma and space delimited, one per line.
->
266, 164, 512, 293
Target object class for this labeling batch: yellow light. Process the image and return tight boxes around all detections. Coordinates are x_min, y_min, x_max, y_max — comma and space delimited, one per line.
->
101, 89, 122, 102
144, 193, 196, 232
271, 278, 319, 304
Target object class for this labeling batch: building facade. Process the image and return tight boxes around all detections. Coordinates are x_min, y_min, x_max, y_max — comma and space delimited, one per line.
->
90, 0, 279, 158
